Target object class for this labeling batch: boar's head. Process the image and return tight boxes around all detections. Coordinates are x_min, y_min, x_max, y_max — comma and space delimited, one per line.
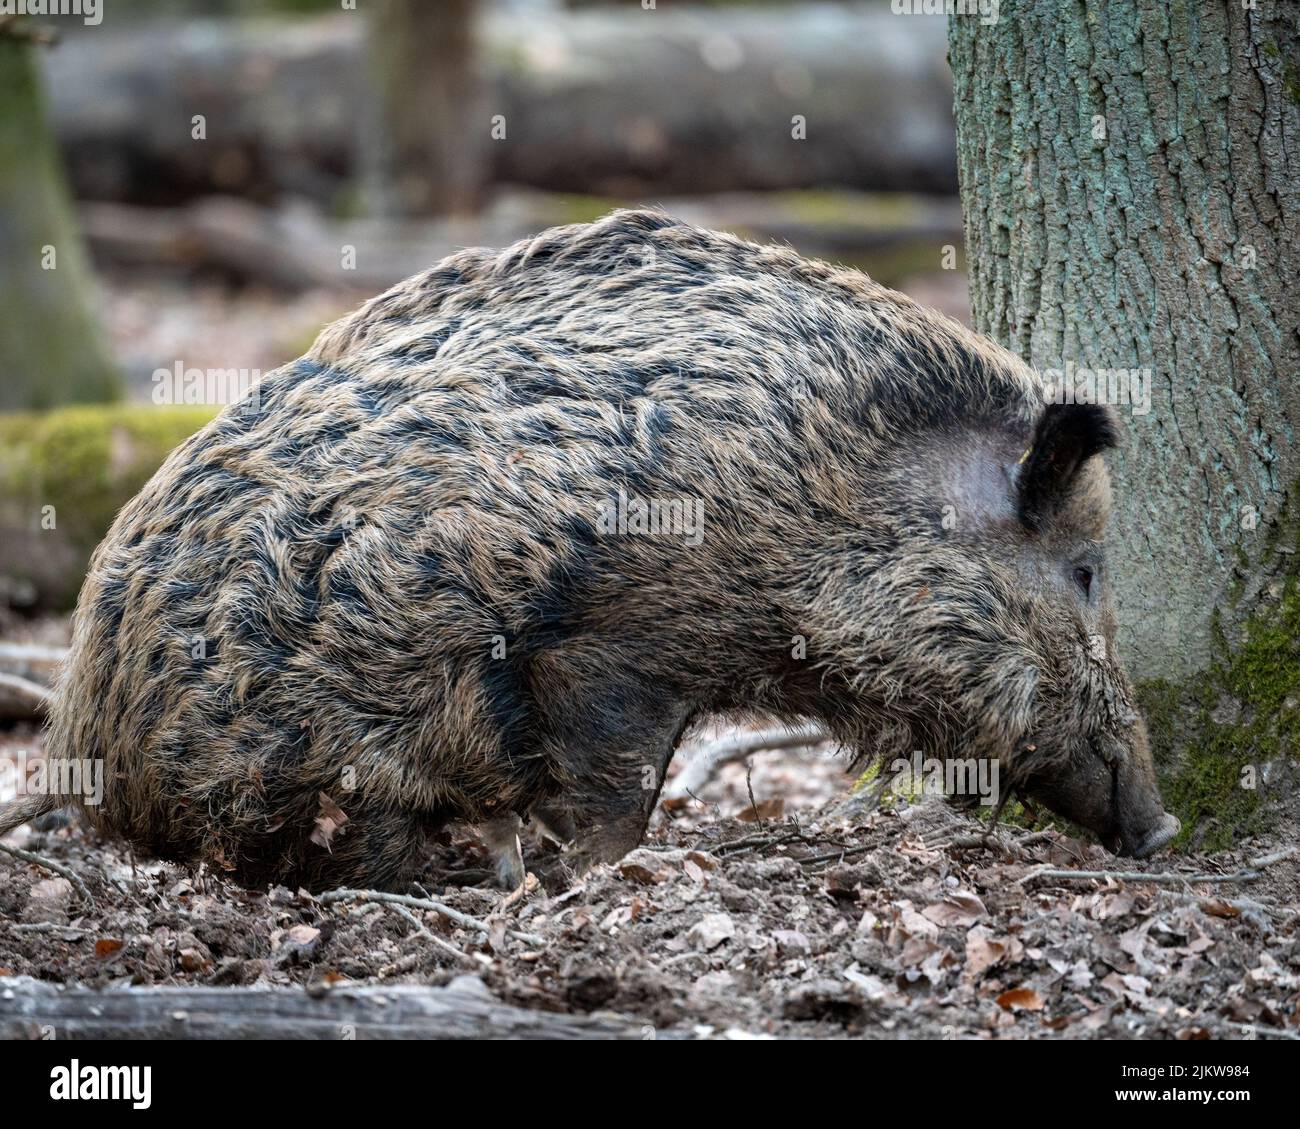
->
836, 401, 1179, 857
994, 402, 1179, 855
951, 401, 1179, 856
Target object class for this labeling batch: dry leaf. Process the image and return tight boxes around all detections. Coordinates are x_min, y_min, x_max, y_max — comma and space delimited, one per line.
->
773, 929, 811, 954
685, 850, 718, 871
738, 798, 785, 822
964, 926, 1007, 978
900, 936, 943, 968
898, 904, 940, 940
619, 849, 672, 884
311, 792, 349, 850
618, 861, 666, 885
29, 877, 73, 903
688, 913, 735, 951
996, 987, 1045, 1012
284, 925, 320, 946
922, 891, 986, 928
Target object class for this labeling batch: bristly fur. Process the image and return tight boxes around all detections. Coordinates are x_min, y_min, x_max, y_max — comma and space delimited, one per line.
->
28, 209, 1169, 889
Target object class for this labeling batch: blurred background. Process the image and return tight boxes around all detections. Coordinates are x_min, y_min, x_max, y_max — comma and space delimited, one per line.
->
0, 0, 965, 626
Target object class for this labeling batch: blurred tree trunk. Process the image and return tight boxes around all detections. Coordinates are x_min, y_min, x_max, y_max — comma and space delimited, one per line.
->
0, 33, 118, 410
950, 2, 1299, 847
362, 0, 484, 218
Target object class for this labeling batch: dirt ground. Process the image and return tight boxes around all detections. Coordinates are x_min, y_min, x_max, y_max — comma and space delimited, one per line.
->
2, 701, 1297, 1040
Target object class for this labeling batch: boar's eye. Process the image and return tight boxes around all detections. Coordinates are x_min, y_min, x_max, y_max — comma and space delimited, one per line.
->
1073, 566, 1093, 598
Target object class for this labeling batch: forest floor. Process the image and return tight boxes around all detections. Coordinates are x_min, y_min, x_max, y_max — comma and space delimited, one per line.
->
1, 635, 1297, 1040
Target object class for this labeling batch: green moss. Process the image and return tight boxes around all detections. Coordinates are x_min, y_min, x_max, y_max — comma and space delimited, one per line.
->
834, 239, 964, 287
548, 194, 633, 227
777, 189, 930, 230
1138, 488, 1300, 851
1263, 40, 1300, 105
850, 760, 881, 794
0, 404, 216, 607
1283, 61, 1300, 108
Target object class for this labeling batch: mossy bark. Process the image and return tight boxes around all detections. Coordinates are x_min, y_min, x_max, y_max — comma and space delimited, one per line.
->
0, 39, 119, 410
949, 2, 1299, 847
0, 405, 214, 610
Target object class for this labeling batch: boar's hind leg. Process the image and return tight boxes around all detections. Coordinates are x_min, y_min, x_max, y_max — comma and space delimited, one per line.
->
291, 800, 433, 893
531, 803, 576, 844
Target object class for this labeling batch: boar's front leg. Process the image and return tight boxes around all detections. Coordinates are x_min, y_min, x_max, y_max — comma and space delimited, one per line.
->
544, 690, 694, 877
480, 813, 526, 890
480, 804, 577, 890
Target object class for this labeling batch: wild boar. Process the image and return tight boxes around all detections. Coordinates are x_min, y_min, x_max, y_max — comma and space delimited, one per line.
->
0, 210, 1179, 890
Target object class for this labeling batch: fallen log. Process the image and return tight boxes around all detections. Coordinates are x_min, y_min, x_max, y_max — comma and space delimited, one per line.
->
0, 642, 67, 680
0, 672, 52, 720
80, 188, 965, 298
43, 7, 955, 207
0, 975, 668, 1040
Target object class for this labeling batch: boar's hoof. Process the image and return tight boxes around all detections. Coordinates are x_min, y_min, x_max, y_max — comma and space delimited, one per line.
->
480, 814, 526, 890
1124, 812, 1181, 859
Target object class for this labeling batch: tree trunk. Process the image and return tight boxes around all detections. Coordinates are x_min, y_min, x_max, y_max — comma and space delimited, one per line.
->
362, 0, 484, 218
0, 37, 118, 410
949, 1, 1299, 848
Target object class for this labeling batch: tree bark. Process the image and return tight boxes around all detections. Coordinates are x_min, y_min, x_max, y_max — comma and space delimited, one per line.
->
950, 0, 1298, 678
949, 1, 1299, 847
361, 0, 484, 218
0, 37, 118, 410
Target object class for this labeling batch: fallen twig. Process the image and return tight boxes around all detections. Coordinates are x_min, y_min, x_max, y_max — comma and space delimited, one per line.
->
664, 724, 831, 801
384, 903, 477, 967
317, 888, 544, 946
1018, 846, 1296, 888
0, 641, 68, 672
7, 922, 88, 938
711, 823, 809, 857
941, 831, 1025, 858
798, 842, 879, 867
0, 842, 95, 906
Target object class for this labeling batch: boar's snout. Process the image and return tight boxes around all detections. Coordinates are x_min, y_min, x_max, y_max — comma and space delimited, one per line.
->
1120, 811, 1181, 858
1022, 717, 1180, 858
1110, 724, 1180, 858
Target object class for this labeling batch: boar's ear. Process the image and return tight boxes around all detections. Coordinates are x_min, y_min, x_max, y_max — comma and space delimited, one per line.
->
1016, 403, 1119, 533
